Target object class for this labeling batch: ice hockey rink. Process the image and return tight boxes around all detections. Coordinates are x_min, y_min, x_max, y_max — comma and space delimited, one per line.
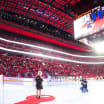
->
1, 78, 104, 104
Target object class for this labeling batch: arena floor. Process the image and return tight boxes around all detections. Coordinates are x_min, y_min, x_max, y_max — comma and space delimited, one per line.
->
0, 80, 104, 104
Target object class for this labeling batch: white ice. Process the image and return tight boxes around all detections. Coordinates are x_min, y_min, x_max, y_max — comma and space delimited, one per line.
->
0, 80, 104, 104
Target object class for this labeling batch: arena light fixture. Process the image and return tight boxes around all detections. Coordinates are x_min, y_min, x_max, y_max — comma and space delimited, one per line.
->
0, 37, 104, 58
94, 41, 104, 53
0, 46, 104, 64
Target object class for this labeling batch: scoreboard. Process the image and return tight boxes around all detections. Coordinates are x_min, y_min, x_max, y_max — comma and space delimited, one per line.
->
74, 6, 104, 40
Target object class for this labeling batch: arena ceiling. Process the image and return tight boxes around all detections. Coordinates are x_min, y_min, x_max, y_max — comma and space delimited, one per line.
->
0, 0, 79, 35
0, 0, 103, 53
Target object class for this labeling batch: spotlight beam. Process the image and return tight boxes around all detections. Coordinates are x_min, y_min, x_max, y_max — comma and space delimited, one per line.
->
0, 37, 104, 58
0, 46, 104, 64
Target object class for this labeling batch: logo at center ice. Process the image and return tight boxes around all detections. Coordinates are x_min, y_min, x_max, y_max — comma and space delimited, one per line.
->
14, 95, 55, 104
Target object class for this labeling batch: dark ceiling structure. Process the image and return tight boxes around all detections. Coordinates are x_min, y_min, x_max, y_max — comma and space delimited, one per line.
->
0, 0, 102, 53
0, 0, 79, 36
72, 0, 104, 15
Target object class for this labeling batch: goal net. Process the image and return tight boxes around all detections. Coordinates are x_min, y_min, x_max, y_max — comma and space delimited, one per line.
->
0, 74, 4, 88
0, 74, 4, 104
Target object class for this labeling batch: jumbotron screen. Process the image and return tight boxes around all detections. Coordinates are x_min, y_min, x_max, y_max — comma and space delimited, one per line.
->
74, 6, 104, 40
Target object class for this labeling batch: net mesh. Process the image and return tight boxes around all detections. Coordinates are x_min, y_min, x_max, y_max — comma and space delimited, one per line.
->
0, 74, 4, 88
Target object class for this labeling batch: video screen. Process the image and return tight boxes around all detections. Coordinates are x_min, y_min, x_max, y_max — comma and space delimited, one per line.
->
74, 6, 104, 40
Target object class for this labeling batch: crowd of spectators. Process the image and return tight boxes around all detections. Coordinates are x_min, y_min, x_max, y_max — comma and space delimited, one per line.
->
0, 52, 104, 78
0, 31, 104, 78
0, 30, 103, 63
